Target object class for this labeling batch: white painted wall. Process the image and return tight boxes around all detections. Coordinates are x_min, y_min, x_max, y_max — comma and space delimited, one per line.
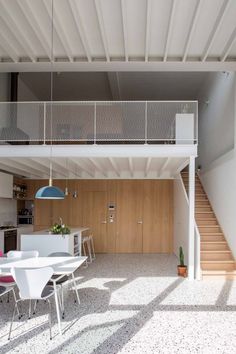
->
18, 76, 39, 101
173, 176, 189, 266
197, 72, 235, 169
0, 198, 17, 226
198, 72, 236, 258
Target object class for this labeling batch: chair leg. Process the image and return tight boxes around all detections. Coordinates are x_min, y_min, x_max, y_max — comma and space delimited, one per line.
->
82, 242, 88, 268
8, 302, 18, 340
28, 299, 32, 319
87, 240, 92, 263
71, 273, 80, 305
11, 288, 21, 319
33, 300, 38, 315
7, 291, 10, 303
61, 286, 65, 319
47, 299, 52, 340
90, 237, 96, 260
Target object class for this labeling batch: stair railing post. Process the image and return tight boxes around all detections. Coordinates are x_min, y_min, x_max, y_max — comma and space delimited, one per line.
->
188, 156, 195, 280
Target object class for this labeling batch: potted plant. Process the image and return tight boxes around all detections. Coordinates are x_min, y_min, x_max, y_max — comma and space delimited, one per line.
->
177, 246, 187, 277
50, 223, 71, 235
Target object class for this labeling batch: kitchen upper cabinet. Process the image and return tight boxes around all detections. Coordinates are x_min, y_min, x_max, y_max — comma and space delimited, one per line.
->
0, 171, 13, 198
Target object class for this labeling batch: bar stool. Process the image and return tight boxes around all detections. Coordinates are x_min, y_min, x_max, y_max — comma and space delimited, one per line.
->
88, 234, 96, 261
81, 236, 92, 267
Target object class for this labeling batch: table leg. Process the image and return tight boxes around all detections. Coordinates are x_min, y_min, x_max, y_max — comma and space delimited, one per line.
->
71, 272, 80, 304
53, 280, 62, 335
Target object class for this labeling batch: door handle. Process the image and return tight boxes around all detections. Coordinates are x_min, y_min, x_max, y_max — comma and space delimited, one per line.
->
137, 221, 143, 224
101, 221, 107, 224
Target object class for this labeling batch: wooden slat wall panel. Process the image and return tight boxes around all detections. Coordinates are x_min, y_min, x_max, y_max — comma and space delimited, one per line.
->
33, 179, 173, 253
107, 180, 117, 253
34, 180, 52, 230
68, 180, 83, 227
52, 180, 69, 225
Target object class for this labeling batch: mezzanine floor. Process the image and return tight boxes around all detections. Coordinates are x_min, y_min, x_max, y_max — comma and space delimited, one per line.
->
0, 254, 236, 354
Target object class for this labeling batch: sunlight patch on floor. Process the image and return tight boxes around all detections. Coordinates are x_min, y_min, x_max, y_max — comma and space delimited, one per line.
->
110, 276, 178, 305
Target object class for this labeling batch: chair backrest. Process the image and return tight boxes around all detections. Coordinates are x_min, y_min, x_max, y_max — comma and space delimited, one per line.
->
0, 250, 3, 257
7, 250, 39, 259
11, 267, 53, 299
48, 252, 72, 257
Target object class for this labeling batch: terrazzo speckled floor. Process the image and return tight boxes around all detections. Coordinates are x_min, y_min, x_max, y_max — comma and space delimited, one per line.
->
1, 254, 236, 354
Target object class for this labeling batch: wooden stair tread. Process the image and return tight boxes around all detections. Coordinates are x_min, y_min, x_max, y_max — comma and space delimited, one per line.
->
201, 250, 231, 253
201, 260, 235, 264
199, 224, 220, 228
202, 270, 236, 275
196, 217, 216, 219
201, 241, 227, 244
200, 232, 223, 234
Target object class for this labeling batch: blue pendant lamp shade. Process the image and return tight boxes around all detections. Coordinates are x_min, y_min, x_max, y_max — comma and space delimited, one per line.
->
35, 167, 65, 200
35, 185, 65, 199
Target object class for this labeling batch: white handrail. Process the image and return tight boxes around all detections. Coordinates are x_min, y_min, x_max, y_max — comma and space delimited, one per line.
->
179, 173, 201, 280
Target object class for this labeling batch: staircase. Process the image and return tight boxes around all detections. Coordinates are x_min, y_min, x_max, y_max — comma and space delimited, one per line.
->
181, 171, 236, 278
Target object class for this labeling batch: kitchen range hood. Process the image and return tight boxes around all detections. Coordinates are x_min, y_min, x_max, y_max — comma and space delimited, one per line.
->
0, 73, 29, 144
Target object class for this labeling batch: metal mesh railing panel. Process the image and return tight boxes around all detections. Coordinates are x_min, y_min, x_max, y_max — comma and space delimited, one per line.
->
45, 102, 94, 141
0, 101, 198, 144
0, 102, 44, 141
147, 101, 197, 141
96, 102, 145, 141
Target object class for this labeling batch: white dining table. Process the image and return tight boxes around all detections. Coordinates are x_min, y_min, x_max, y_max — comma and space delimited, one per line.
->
0, 256, 87, 335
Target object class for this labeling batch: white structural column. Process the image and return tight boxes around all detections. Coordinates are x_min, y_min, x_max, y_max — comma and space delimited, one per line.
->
188, 156, 195, 280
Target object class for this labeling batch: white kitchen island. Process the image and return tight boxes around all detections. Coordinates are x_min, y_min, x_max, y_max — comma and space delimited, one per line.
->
21, 227, 89, 256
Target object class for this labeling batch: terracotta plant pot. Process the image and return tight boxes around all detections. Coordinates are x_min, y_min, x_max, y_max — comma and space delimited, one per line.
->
177, 265, 188, 277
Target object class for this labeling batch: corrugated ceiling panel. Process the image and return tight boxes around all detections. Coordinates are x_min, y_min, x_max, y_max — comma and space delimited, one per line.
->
76, 0, 106, 57
187, 0, 223, 57
168, 0, 198, 57
209, 0, 236, 57
126, 0, 146, 57
55, 0, 86, 57
149, 0, 173, 57
100, 0, 124, 57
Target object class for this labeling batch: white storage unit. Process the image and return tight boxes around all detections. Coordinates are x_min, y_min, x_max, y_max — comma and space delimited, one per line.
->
175, 113, 194, 144
0, 172, 13, 198
21, 227, 89, 256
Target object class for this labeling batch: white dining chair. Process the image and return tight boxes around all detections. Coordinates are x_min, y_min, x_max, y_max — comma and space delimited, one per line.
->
0, 285, 20, 317
8, 267, 55, 340
48, 252, 80, 319
1, 250, 39, 306
7, 250, 39, 259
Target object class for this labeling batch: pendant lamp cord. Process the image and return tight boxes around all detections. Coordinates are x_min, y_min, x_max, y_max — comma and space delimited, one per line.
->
49, 0, 54, 186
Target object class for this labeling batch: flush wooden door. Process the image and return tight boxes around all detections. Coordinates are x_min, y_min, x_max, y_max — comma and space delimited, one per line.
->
116, 180, 143, 253
142, 180, 173, 253
82, 190, 108, 253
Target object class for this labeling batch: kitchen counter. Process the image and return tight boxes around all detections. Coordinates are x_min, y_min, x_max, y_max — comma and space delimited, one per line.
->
21, 227, 89, 256
29, 227, 88, 235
